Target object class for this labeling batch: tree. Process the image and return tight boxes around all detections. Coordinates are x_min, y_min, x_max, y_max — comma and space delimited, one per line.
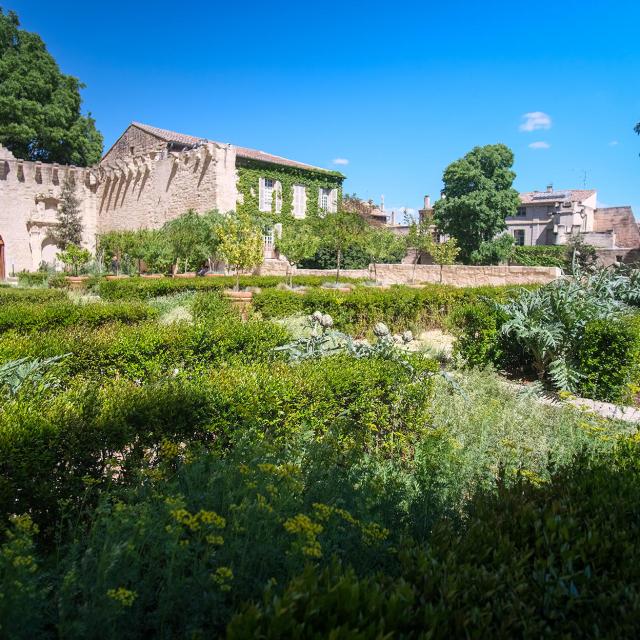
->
406, 217, 434, 284
0, 9, 103, 165
49, 175, 83, 249
162, 210, 210, 273
469, 232, 514, 265
423, 235, 460, 283
311, 210, 366, 282
433, 144, 520, 262
364, 227, 406, 281
216, 211, 264, 290
275, 219, 320, 287
565, 234, 598, 274
56, 243, 91, 276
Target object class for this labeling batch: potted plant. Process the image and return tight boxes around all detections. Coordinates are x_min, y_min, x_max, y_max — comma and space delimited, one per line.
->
58, 244, 92, 289
216, 211, 264, 305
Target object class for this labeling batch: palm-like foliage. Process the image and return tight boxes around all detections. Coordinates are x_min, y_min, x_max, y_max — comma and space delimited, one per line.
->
498, 265, 640, 391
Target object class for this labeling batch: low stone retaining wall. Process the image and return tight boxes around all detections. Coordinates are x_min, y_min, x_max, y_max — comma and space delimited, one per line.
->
258, 260, 561, 287
374, 264, 561, 286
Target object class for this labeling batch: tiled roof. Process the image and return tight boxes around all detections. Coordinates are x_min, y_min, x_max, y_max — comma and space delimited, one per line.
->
520, 189, 596, 204
131, 122, 334, 173
594, 206, 640, 248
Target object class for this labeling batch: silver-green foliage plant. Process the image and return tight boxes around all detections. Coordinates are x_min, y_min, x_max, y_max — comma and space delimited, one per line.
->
498, 264, 640, 391
0, 354, 68, 399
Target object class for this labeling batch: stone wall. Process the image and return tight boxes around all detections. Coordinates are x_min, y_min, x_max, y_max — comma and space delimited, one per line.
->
0, 145, 98, 274
257, 259, 561, 286
97, 142, 237, 234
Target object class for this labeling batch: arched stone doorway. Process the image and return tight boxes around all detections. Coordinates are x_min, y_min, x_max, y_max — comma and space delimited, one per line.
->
0, 236, 5, 281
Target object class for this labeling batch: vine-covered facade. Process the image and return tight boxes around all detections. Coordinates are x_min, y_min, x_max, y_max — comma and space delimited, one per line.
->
0, 122, 346, 274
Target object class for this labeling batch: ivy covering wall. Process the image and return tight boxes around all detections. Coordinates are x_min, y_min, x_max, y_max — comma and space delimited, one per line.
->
236, 158, 344, 221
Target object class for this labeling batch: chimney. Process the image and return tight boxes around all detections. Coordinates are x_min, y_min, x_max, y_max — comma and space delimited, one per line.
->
546, 183, 553, 193
390, 210, 396, 226
423, 195, 431, 209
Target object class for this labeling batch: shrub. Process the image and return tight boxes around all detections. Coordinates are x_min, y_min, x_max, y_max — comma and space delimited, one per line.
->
0, 301, 156, 333
16, 271, 49, 287
576, 315, 640, 403
451, 302, 504, 367
0, 287, 66, 304
510, 245, 566, 268
95, 275, 362, 301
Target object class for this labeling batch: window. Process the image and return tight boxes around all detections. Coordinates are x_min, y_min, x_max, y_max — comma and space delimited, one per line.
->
516, 207, 527, 217
293, 185, 306, 218
260, 178, 274, 212
319, 188, 337, 213
513, 229, 525, 246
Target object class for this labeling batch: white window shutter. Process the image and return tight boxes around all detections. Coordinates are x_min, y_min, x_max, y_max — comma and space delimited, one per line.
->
301, 186, 306, 218
330, 189, 338, 212
259, 177, 266, 211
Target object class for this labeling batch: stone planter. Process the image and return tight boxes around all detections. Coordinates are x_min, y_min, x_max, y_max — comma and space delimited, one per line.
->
141, 274, 165, 279
223, 290, 253, 320
65, 275, 90, 291
174, 273, 196, 279
105, 275, 130, 280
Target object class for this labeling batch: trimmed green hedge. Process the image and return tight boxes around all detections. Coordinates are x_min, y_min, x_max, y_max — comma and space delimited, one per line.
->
16, 271, 49, 287
0, 301, 156, 333
254, 284, 528, 334
576, 315, 640, 403
0, 287, 66, 304
510, 245, 566, 268
0, 318, 289, 381
95, 275, 362, 301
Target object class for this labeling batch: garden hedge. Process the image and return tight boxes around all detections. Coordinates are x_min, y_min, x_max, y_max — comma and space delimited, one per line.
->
0, 301, 156, 333
510, 245, 567, 268
95, 275, 363, 301
0, 287, 66, 304
253, 284, 529, 334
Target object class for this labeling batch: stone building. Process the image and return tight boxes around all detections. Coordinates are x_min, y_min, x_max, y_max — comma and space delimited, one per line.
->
506, 185, 639, 262
0, 122, 344, 276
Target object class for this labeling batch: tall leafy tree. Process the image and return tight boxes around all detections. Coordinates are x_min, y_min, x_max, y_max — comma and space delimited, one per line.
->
49, 175, 83, 249
275, 219, 320, 287
433, 144, 520, 262
0, 8, 103, 165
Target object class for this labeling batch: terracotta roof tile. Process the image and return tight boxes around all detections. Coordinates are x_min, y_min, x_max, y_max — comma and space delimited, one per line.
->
132, 122, 334, 173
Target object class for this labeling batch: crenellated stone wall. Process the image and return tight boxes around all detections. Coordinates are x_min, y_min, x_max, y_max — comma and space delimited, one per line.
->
0, 145, 99, 274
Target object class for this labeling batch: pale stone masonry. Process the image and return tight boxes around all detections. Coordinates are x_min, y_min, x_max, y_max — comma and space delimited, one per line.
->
0, 122, 344, 276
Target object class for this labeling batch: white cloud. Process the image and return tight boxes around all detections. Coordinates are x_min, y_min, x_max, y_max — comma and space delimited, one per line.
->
528, 141, 550, 149
609, 140, 619, 146
519, 111, 552, 132
332, 158, 349, 165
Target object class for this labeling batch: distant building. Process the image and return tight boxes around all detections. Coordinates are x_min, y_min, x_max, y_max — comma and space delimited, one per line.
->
506, 185, 639, 264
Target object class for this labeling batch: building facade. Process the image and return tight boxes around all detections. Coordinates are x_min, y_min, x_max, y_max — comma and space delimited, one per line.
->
506, 185, 639, 259
0, 123, 344, 276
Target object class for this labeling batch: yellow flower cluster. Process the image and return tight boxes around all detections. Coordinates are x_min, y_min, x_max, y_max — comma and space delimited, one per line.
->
283, 514, 323, 558
312, 503, 389, 545
212, 566, 234, 591
107, 587, 137, 607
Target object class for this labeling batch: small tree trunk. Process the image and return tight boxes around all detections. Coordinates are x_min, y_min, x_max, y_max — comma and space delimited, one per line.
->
336, 249, 342, 283
235, 269, 240, 292
288, 263, 294, 288
412, 254, 419, 285
439, 263, 443, 284
373, 262, 378, 282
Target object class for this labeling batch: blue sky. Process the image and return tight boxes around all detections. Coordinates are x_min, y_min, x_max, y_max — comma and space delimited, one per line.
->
8, 0, 640, 216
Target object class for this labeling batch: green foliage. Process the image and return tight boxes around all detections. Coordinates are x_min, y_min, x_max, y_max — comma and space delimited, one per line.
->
576, 315, 640, 403
0, 354, 67, 399
0, 301, 155, 333
565, 234, 599, 273
363, 227, 406, 279
469, 232, 514, 265
236, 159, 343, 222
0, 9, 103, 165
254, 283, 525, 335
95, 274, 362, 300
275, 218, 320, 285
510, 244, 566, 268
216, 210, 264, 288
16, 271, 49, 287
0, 286, 65, 304
451, 302, 505, 367
433, 144, 520, 262
56, 243, 91, 275
310, 210, 368, 281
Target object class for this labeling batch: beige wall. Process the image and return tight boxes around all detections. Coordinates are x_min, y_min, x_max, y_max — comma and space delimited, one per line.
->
97, 142, 237, 233
258, 259, 561, 286
0, 145, 98, 275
